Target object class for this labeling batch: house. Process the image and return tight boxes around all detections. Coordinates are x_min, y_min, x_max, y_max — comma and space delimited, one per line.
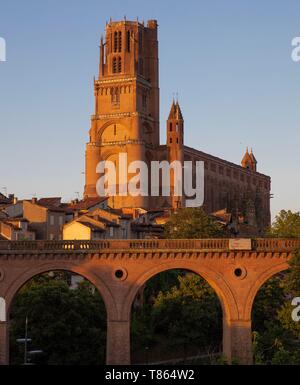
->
0, 218, 35, 240
63, 207, 133, 240
3, 198, 66, 240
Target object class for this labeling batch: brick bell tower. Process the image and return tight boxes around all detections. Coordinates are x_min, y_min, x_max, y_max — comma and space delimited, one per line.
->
166, 100, 185, 209
84, 19, 159, 209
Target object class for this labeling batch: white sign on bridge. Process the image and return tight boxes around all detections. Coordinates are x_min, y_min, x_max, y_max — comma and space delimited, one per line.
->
229, 239, 252, 251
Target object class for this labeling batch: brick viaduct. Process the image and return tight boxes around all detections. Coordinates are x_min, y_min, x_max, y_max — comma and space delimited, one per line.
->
0, 238, 298, 365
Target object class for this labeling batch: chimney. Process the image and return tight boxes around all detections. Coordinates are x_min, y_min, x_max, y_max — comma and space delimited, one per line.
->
13, 197, 18, 204
32, 197, 37, 204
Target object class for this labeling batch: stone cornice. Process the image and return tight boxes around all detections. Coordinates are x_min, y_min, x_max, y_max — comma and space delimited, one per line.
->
91, 112, 155, 121
0, 250, 292, 261
95, 76, 151, 88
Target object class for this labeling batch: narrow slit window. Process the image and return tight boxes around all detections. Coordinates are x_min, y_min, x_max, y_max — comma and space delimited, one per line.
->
127, 30, 131, 52
118, 31, 122, 52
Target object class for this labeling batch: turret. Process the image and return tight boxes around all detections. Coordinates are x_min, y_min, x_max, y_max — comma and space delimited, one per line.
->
241, 148, 257, 172
167, 100, 184, 209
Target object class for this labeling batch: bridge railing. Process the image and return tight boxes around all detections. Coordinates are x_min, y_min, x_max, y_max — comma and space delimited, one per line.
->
0, 240, 111, 251
254, 238, 300, 251
0, 238, 300, 252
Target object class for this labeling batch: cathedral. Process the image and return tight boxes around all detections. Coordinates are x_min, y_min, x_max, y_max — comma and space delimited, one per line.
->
84, 19, 271, 232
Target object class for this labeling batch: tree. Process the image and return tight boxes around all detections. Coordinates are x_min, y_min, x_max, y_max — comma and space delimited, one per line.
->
268, 210, 300, 238
152, 274, 222, 350
252, 248, 300, 365
277, 250, 300, 342
252, 274, 286, 334
131, 272, 222, 363
164, 207, 224, 239
10, 274, 106, 365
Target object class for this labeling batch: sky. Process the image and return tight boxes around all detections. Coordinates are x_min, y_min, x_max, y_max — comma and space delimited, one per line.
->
0, 0, 299, 220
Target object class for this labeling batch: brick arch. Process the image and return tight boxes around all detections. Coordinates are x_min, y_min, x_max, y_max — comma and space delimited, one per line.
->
4, 262, 118, 321
244, 261, 289, 321
122, 260, 239, 322
96, 121, 131, 143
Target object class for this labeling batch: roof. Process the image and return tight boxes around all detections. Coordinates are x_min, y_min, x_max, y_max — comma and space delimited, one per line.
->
37, 197, 62, 207
0, 220, 21, 231
70, 197, 108, 211
5, 218, 29, 223
107, 208, 134, 219
184, 145, 269, 180
77, 221, 106, 232
0, 193, 13, 205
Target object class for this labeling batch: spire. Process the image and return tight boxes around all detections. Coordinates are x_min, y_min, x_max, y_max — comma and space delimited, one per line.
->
250, 148, 257, 164
168, 99, 183, 120
241, 147, 257, 171
168, 99, 177, 120
175, 101, 183, 120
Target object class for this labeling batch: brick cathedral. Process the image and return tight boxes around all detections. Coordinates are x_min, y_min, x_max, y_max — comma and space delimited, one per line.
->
84, 19, 271, 232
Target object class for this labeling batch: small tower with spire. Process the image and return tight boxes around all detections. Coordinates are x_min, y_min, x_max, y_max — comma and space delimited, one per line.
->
241, 148, 257, 172
167, 99, 185, 209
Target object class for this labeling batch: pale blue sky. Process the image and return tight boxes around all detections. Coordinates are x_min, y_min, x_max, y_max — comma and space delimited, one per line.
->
0, 0, 299, 219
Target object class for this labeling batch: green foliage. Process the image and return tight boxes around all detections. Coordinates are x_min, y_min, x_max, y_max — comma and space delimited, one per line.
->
282, 249, 300, 296
10, 274, 106, 365
252, 251, 300, 365
268, 210, 300, 238
152, 274, 222, 348
253, 322, 298, 365
164, 207, 224, 239
131, 272, 222, 361
252, 275, 286, 334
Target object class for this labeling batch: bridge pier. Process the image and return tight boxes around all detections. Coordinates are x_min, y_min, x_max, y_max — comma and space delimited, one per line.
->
106, 320, 130, 365
223, 320, 253, 365
0, 321, 9, 365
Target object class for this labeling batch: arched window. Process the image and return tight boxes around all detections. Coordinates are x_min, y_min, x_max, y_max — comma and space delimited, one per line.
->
114, 31, 122, 53
118, 31, 122, 52
114, 32, 118, 53
112, 57, 117, 73
127, 30, 131, 52
169, 123, 173, 132
118, 57, 122, 73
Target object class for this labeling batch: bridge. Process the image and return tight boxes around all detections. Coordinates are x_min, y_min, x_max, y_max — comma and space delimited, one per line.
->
0, 238, 299, 365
